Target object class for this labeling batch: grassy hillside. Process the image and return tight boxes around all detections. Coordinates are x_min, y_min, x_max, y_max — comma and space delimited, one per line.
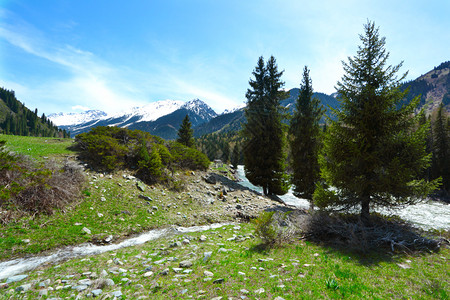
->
0, 135, 448, 299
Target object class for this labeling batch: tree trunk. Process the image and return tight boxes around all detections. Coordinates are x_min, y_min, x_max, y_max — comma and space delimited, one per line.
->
361, 197, 370, 224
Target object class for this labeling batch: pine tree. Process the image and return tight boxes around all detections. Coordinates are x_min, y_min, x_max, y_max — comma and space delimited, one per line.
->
243, 56, 289, 196
315, 21, 439, 221
433, 103, 449, 194
231, 143, 240, 169
177, 115, 195, 148
289, 66, 324, 203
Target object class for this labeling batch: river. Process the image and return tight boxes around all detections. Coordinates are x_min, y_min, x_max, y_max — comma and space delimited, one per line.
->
236, 165, 450, 231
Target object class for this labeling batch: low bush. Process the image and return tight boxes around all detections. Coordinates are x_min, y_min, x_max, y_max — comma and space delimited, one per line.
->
74, 127, 210, 184
253, 211, 297, 247
0, 140, 85, 217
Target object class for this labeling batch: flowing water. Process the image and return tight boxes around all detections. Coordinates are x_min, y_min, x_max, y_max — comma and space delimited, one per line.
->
0, 223, 230, 281
236, 165, 450, 231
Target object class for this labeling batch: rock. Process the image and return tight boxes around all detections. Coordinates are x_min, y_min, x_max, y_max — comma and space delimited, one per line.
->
100, 270, 109, 277
6, 274, 28, 284
143, 271, 154, 277
199, 235, 207, 242
92, 289, 102, 297
179, 260, 193, 268
397, 263, 411, 269
204, 271, 214, 277
78, 279, 92, 286
254, 288, 265, 294
105, 235, 113, 243
111, 290, 123, 298
203, 252, 212, 262
160, 268, 170, 275
240, 289, 249, 294
136, 181, 146, 191
38, 289, 48, 297
15, 284, 31, 292
211, 297, 223, 300
238, 271, 246, 276
104, 279, 115, 286
0, 283, 9, 289
97, 213, 104, 217
73, 285, 88, 291
274, 297, 286, 300
82, 227, 91, 235
172, 268, 183, 273
213, 278, 225, 284
100, 197, 106, 202
139, 195, 152, 201
204, 174, 216, 184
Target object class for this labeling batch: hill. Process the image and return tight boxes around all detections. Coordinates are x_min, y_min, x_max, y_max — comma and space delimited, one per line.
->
0, 87, 69, 138
401, 61, 450, 113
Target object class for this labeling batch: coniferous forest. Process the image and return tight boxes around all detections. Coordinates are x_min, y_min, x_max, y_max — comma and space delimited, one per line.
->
0, 87, 69, 138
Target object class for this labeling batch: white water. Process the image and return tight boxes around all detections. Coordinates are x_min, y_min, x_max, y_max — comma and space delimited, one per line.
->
236, 165, 450, 231
0, 223, 230, 281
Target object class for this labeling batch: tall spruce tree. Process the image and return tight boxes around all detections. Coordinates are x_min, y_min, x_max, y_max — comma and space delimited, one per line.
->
315, 21, 439, 221
177, 114, 195, 148
433, 103, 449, 194
243, 56, 289, 196
289, 66, 324, 203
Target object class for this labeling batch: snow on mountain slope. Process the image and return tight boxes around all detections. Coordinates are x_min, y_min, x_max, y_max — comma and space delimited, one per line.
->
48, 110, 108, 126
111, 100, 184, 123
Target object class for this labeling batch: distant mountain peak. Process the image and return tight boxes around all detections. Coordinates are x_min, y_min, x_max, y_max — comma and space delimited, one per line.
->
48, 110, 108, 126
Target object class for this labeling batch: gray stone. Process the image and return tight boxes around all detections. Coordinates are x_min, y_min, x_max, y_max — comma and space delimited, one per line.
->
204, 270, 214, 277
6, 274, 28, 283
172, 268, 183, 273
15, 283, 31, 292
240, 289, 249, 294
203, 251, 212, 262
111, 290, 123, 298
199, 235, 207, 242
92, 289, 102, 297
204, 174, 216, 184
213, 278, 225, 284
104, 279, 115, 286
254, 288, 265, 294
143, 271, 153, 277
73, 285, 88, 291
136, 181, 146, 191
179, 260, 193, 268
100, 270, 108, 277
139, 195, 152, 201
38, 289, 48, 297
82, 227, 91, 235
78, 279, 92, 286
160, 268, 170, 275
274, 297, 286, 300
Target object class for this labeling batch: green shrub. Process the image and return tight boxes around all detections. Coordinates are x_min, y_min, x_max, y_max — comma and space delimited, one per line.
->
253, 211, 278, 246
167, 141, 210, 171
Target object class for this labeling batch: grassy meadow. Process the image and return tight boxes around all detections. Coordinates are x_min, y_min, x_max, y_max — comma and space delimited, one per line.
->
0, 135, 449, 299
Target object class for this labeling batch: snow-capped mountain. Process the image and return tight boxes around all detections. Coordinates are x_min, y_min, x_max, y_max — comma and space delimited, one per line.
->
222, 103, 245, 115
56, 98, 218, 139
48, 110, 108, 126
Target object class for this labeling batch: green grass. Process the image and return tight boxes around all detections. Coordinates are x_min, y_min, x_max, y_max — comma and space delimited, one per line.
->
2, 223, 449, 299
0, 134, 75, 161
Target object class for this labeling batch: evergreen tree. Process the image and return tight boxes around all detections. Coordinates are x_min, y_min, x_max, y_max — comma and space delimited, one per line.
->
243, 56, 289, 196
177, 114, 195, 148
433, 103, 449, 194
315, 21, 439, 221
231, 143, 240, 169
289, 66, 324, 203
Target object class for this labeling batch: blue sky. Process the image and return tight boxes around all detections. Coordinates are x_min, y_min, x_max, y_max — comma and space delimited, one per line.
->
0, 0, 449, 115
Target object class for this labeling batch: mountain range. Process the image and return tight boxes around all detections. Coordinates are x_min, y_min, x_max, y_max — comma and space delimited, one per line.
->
43, 60, 450, 139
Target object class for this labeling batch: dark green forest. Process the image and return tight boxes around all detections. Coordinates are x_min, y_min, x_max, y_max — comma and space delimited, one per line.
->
0, 87, 69, 138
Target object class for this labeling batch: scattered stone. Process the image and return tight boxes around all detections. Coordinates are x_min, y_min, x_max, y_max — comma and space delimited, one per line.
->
22, 239, 30, 244
204, 271, 214, 277
82, 227, 91, 235
204, 174, 217, 184
136, 181, 146, 192
203, 252, 212, 262
139, 195, 152, 201
38, 289, 48, 297
179, 260, 193, 268
172, 268, 183, 273
160, 268, 170, 275
111, 290, 123, 298
213, 278, 225, 284
97, 213, 104, 217
254, 288, 265, 294
240, 289, 249, 294
211, 297, 223, 300
104, 279, 115, 286
101, 270, 109, 277
73, 285, 88, 291
105, 235, 113, 243
100, 197, 106, 202
92, 289, 103, 297
180, 288, 188, 295
15, 284, 31, 292
397, 263, 411, 269
0, 283, 9, 289
199, 235, 207, 242
143, 271, 154, 277
6, 275, 28, 284
78, 279, 92, 286
274, 297, 286, 300
238, 271, 246, 276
